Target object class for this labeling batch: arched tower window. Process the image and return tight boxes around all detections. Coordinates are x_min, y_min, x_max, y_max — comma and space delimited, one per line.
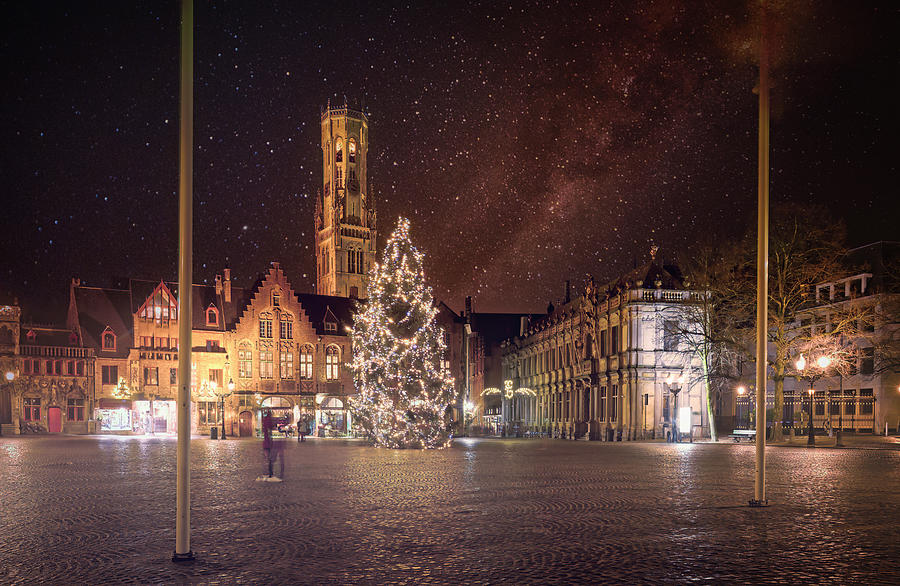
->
335, 139, 343, 162
348, 139, 357, 163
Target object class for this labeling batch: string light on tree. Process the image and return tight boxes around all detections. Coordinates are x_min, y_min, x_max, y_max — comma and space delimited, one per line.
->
350, 217, 454, 449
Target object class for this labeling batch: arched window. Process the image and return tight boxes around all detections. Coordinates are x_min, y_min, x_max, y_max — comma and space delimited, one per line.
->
299, 345, 314, 380
335, 139, 343, 162
238, 343, 252, 378
325, 346, 340, 380
348, 139, 357, 163
259, 312, 273, 339
102, 327, 116, 351
206, 305, 219, 326
280, 314, 293, 339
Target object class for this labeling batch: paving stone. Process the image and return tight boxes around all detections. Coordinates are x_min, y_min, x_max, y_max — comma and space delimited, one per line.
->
0, 436, 897, 584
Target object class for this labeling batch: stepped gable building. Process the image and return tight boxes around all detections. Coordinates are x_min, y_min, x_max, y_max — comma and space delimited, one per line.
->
499, 252, 710, 441
316, 101, 377, 298
47, 263, 357, 437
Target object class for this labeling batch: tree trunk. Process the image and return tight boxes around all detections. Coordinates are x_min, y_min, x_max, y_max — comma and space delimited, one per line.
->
772, 358, 785, 442
701, 357, 718, 441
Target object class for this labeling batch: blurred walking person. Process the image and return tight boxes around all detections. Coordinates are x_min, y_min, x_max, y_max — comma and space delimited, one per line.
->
260, 410, 284, 481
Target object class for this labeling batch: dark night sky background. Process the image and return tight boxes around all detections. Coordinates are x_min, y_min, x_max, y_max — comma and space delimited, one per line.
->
2, 1, 896, 321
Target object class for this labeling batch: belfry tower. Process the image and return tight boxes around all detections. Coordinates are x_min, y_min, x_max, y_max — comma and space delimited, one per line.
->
315, 101, 377, 298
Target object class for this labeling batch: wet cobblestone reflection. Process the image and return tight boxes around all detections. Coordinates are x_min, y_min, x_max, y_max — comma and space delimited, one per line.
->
1, 437, 898, 584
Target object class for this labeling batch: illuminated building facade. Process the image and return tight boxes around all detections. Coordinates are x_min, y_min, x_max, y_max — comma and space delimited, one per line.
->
0, 301, 95, 435
316, 102, 377, 298
499, 259, 710, 441
46, 264, 356, 437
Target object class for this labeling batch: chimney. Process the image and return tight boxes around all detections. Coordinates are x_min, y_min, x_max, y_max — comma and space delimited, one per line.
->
565, 280, 571, 304
464, 296, 472, 317
223, 268, 232, 303
214, 274, 223, 296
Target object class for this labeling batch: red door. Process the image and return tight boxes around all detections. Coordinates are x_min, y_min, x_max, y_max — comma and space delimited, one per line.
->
239, 411, 253, 437
48, 406, 62, 433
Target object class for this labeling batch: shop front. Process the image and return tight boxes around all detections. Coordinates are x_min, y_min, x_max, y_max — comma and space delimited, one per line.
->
96, 398, 133, 432
260, 396, 294, 436
316, 396, 349, 437
133, 398, 175, 434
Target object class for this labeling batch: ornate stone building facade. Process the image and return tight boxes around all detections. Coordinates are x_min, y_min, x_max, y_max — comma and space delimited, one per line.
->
1, 302, 95, 435
499, 261, 710, 441
316, 103, 377, 298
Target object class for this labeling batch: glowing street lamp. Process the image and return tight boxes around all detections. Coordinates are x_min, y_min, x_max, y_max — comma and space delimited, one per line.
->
736, 385, 752, 429
795, 353, 832, 447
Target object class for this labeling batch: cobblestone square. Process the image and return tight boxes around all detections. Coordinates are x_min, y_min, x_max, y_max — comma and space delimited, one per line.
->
1, 436, 898, 584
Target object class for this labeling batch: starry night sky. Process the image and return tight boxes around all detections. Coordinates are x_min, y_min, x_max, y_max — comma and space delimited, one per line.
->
2, 1, 896, 321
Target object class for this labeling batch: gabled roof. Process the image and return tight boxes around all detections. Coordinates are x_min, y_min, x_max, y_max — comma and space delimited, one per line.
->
72, 286, 133, 358
129, 279, 226, 332
295, 293, 358, 336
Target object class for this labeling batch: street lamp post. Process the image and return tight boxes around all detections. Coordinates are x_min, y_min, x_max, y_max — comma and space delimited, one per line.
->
665, 373, 683, 443
795, 353, 832, 448
221, 379, 235, 439
737, 386, 747, 429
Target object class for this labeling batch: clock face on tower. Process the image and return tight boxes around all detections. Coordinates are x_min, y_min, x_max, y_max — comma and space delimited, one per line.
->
316, 104, 376, 298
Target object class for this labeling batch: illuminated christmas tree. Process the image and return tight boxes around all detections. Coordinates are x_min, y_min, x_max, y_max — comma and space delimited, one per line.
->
350, 217, 454, 449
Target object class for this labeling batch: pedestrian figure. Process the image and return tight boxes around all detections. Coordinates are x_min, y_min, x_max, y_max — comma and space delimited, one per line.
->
297, 414, 308, 443
258, 410, 284, 482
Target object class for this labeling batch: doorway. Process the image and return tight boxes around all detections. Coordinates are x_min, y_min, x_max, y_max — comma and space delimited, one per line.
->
0, 389, 11, 424
239, 410, 253, 437
47, 406, 62, 433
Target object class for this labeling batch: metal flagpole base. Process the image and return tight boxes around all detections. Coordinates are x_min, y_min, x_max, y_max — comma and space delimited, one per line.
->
748, 499, 769, 508
172, 551, 195, 563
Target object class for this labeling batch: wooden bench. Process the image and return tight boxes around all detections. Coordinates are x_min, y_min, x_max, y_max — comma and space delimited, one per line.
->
729, 429, 756, 442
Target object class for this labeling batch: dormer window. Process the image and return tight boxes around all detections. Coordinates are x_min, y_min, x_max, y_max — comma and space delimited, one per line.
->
335, 139, 343, 162
102, 327, 117, 351
324, 321, 337, 332
26, 330, 36, 342
206, 305, 219, 326
348, 139, 357, 163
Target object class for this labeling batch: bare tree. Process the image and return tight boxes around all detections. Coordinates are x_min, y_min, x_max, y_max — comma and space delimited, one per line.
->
754, 203, 848, 442
671, 242, 752, 441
